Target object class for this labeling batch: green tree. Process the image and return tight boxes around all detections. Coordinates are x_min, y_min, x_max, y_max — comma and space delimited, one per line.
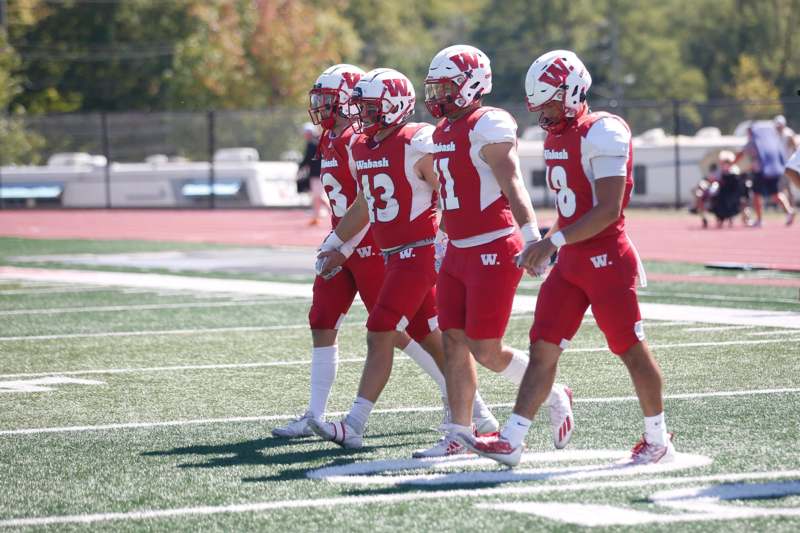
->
725, 54, 783, 119
0, 29, 44, 164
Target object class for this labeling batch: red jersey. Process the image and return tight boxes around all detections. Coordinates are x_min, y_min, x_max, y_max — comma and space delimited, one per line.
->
319, 126, 377, 252
319, 127, 359, 229
351, 123, 438, 251
432, 106, 517, 243
544, 110, 633, 245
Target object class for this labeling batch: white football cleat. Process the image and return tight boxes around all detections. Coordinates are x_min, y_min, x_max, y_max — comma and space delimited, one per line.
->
622, 433, 676, 465
473, 411, 500, 435
271, 412, 314, 438
412, 432, 467, 458
437, 398, 499, 435
308, 418, 363, 449
549, 384, 574, 449
457, 431, 523, 467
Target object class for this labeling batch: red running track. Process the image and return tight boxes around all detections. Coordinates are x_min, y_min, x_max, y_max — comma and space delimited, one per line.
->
1, 208, 798, 272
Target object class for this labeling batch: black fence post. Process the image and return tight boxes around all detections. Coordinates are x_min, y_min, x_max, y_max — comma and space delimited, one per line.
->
101, 112, 112, 209
207, 110, 216, 209
673, 100, 681, 209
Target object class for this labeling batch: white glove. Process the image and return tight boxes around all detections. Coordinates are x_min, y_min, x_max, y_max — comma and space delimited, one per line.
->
314, 255, 342, 280
434, 230, 449, 273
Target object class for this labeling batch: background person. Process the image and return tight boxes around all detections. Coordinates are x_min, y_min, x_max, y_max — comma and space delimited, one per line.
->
297, 122, 330, 225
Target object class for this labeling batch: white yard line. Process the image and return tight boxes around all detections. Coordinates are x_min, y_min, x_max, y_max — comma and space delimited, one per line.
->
2, 267, 799, 328
1, 387, 797, 437
0, 267, 313, 298
0, 287, 128, 296
0, 297, 301, 316
0, 359, 367, 380
0, 324, 311, 342
1, 469, 799, 529
744, 329, 800, 336
680, 325, 756, 333
637, 290, 800, 305
3, 331, 799, 378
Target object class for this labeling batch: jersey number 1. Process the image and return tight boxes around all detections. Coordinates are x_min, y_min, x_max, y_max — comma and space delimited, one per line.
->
435, 158, 460, 210
547, 165, 577, 218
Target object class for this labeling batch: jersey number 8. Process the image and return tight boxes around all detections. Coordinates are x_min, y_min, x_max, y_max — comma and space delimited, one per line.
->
547, 165, 577, 218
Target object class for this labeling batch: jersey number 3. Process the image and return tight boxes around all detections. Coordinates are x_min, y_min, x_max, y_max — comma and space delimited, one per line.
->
322, 173, 348, 218
362, 173, 399, 223
547, 165, 577, 218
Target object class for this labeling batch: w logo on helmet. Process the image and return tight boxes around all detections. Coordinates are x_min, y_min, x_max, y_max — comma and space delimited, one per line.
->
341, 72, 361, 90
449, 52, 482, 72
539, 57, 572, 88
382, 78, 410, 97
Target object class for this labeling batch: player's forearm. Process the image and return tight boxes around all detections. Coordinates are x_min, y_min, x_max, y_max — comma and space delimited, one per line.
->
557, 202, 619, 245
333, 196, 370, 243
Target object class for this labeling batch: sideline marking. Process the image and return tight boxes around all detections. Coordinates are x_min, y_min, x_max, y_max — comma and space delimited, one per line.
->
2, 387, 798, 436
307, 450, 712, 486
1, 470, 798, 529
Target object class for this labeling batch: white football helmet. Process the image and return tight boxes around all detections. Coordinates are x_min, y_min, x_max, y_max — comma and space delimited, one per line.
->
351, 68, 416, 136
425, 44, 492, 119
308, 64, 365, 129
525, 50, 591, 133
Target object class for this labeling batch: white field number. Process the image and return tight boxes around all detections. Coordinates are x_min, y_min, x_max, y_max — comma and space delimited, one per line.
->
321, 173, 348, 217
547, 165, 576, 217
362, 173, 399, 222
435, 157, 460, 210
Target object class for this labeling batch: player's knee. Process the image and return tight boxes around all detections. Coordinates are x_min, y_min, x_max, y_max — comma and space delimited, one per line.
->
442, 328, 466, 350
366, 330, 396, 356
469, 341, 504, 369
530, 340, 562, 368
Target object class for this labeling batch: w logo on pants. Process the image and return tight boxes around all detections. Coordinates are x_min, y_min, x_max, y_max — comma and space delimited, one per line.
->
399, 248, 414, 259
356, 246, 372, 258
480, 253, 498, 266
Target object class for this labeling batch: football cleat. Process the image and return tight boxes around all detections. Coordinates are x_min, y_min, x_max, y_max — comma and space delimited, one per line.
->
474, 411, 500, 435
271, 412, 314, 438
457, 431, 523, 467
437, 398, 499, 435
549, 384, 574, 449
308, 418, 363, 449
412, 432, 467, 458
622, 432, 676, 465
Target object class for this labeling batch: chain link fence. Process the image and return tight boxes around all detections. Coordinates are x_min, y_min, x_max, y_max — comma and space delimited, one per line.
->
1, 98, 799, 208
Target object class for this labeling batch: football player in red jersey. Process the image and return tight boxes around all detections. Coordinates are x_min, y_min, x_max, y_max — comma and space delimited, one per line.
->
273, 65, 488, 439
414, 45, 575, 458
461, 50, 674, 467
308, 68, 496, 449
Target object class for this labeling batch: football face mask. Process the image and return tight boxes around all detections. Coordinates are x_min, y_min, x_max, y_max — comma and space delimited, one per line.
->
308, 89, 339, 129
424, 77, 464, 118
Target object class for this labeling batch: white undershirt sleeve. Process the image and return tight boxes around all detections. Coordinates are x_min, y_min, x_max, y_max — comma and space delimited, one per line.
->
585, 116, 631, 180
474, 110, 518, 144
591, 156, 628, 179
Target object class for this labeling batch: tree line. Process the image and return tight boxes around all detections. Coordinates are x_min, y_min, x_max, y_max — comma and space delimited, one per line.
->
1, 0, 799, 162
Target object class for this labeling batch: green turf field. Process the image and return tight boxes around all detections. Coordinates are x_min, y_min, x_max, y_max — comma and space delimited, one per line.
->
1, 238, 799, 531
